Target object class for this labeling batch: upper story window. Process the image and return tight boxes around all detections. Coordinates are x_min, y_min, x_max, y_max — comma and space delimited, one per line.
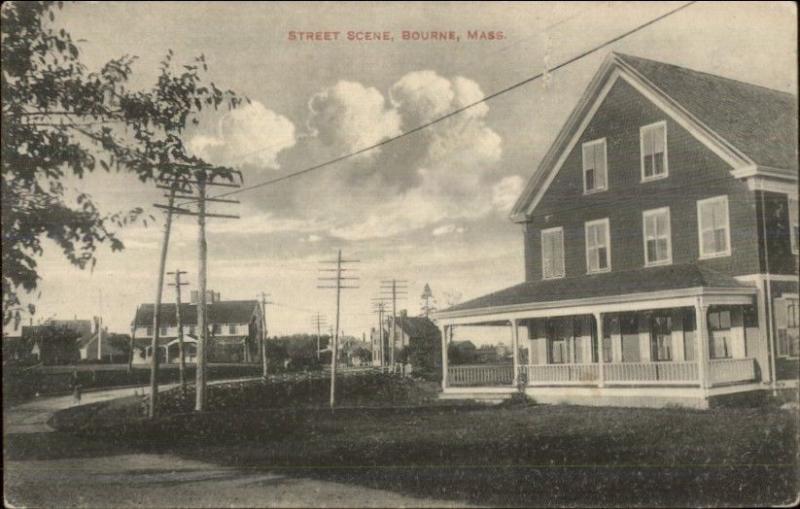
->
640, 121, 668, 181
145, 326, 153, 336
541, 227, 565, 280
697, 195, 731, 259
159, 325, 168, 335
229, 324, 237, 334
212, 323, 221, 334
643, 207, 672, 266
790, 198, 798, 255
585, 218, 611, 273
582, 138, 607, 193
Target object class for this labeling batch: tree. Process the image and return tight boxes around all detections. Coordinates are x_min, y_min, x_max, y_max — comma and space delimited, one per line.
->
2, 1, 245, 327
24, 324, 80, 365
420, 283, 437, 317
107, 333, 131, 361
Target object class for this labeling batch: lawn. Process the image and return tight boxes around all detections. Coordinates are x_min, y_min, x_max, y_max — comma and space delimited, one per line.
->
47, 378, 800, 507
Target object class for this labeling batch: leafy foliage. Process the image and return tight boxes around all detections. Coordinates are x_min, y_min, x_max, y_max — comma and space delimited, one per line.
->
1, 1, 246, 326
22, 323, 81, 365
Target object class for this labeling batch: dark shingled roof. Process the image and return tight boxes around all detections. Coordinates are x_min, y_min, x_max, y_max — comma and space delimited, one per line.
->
617, 53, 798, 172
394, 315, 440, 339
133, 300, 259, 327
441, 264, 753, 314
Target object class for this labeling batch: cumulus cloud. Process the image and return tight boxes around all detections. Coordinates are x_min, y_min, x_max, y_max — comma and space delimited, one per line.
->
261, 71, 519, 241
307, 81, 400, 156
186, 101, 296, 170
492, 175, 524, 212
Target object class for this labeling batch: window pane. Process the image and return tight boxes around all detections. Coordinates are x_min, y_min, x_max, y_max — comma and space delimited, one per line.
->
714, 228, 727, 252
585, 169, 595, 190
702, 230, 716, 254
598, 247, 607, 269
644, 155, 654, 177
595, 144, 606, 188
656, 238, 669, 260
652, 124, 665, 153
642, 128, 654, 155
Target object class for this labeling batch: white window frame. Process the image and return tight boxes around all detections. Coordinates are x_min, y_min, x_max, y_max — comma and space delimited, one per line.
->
585, 218, 611, 274
582, 138, 608, 194
789, 198, 798, 255
541, 226, 565, 280
697, 195, 732, 259
640, 120, 669, 182
642, 207, 672, 267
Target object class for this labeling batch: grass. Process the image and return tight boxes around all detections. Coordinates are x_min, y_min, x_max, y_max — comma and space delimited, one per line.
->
47, 378, 800, 507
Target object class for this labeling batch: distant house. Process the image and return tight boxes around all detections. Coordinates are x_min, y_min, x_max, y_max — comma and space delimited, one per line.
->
388, 312, 442, 376
77, 317, 127, 362
435, 52, 798, 408
131, 292, 263, 364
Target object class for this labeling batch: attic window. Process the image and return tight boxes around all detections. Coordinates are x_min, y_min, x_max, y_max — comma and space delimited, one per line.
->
640, 121, 668, 181
582, 138, 607, 193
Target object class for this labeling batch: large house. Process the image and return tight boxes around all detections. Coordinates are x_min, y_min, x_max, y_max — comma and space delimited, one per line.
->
131, 292, 263, 364
435, 53, 798, 408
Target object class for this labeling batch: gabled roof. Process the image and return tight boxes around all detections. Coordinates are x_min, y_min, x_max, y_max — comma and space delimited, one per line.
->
618, 53, 798, 171
133, 300, 259, 328
392, 315, 440, 338
511, 52, 798, 222
438, 264, 753, 316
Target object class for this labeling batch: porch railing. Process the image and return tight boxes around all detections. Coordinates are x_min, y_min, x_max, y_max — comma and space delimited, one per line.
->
448, 364, 514, 386
709, 358, 756, 386
603, 361, 698, 384
523, 364, 599, 385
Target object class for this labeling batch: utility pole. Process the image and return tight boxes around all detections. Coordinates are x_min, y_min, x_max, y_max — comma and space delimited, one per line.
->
128, 308, 137, 373
380, 279, 408, 371
311, 313, 327, 360
168, 269, 189, 393
154, 165, 242, 413
318, 250, 359, 409
259, 292, 272, 379
148, 180, 178, 419
371, 298, 390, 367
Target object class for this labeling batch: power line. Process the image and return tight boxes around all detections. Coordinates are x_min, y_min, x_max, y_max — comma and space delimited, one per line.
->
183, 1, 694, 204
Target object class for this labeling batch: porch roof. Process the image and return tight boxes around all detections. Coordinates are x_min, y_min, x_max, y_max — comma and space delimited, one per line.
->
437, 264, 754, 318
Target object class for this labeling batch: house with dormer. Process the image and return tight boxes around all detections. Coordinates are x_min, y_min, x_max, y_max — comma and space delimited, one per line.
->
435, 53, 798, 408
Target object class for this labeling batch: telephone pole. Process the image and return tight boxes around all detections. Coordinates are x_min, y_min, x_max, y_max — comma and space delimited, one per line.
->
318, 250, 359, 409
168, 269, 189, 393
259, 292, 272, 379
148, 179, 178, 419
310, 313, 328, 360
371, 298, 390, 367
154, 166, 242, 413
380, 279, 408, 371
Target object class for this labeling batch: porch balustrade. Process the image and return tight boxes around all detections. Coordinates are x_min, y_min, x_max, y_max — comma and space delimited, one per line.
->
522, 364, 599, 384
708, 358, 757, 385
447, 364, 514, 386
603, 361, 698, 384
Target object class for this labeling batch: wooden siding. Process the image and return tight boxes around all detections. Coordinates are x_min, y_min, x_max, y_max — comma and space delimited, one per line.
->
756, 191, 800, 275
524, 78, 761, 282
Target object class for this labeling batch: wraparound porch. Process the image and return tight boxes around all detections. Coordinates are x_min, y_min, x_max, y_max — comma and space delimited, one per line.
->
436, 286, 762, 407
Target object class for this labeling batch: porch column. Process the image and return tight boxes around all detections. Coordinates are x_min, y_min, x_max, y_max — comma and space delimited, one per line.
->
594, 312, 605, 388
440, 324, 449, 389
511, 319, 520, 386
695, 299, 711, 390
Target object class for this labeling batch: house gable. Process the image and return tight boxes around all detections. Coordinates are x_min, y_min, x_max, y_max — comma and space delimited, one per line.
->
522, 70, 761, 280
510, 53, 782, 223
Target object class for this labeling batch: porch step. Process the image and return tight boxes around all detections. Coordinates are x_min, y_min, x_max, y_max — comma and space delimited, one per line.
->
439, 391, 516, 404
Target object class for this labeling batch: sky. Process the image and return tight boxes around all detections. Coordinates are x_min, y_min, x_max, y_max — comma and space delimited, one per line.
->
8, 2, 796, 344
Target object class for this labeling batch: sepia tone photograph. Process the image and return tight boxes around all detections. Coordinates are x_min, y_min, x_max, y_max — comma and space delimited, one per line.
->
2, 1, 798, 507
